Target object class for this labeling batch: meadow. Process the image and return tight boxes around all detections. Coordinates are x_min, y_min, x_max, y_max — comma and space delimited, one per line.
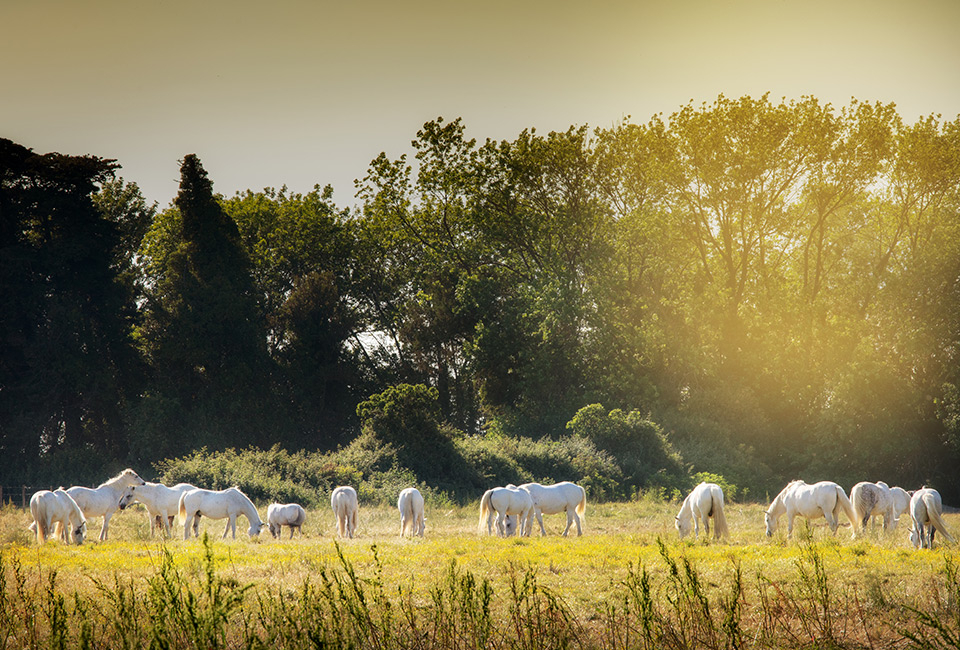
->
2, 498, 959, 649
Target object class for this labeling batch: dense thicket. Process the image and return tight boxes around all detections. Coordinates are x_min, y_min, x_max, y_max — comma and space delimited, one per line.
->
3, 95, 959, 500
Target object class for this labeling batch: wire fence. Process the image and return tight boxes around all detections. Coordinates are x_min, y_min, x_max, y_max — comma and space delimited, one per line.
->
1, 486, 58, 509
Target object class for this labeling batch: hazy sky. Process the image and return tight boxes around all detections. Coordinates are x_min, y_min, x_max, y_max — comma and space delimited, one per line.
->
4, 0, 959, 208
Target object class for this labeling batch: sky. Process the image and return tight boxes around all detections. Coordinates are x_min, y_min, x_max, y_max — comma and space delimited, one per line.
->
3, 0, 959, 209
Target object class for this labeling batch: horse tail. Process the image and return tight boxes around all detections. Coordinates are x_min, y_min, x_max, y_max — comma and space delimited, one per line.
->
834, 485, 858, 537
712, 487, 729, 540
576, 486, 586, 525
31, 498, 47, 543
478, 490, 492, 534
922, 493, 955, 544
178, 492, 188, 522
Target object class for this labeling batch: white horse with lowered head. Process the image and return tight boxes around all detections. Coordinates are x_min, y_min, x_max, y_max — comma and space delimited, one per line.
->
518, 481, 586, 537
765, 480, 857, 539
909, 487, 954, 549
890, 485, 912, 522
30, 489, 87, 545
478, 485, 534, 537
331, 486, 359, 538
676, 482, 728, 541
398, 487, 425, 537
850, 481, 896, 532
267, 503, 306, 539
179, 487, 265, 539
66, 468, 145, 541
129, 482, 198, 537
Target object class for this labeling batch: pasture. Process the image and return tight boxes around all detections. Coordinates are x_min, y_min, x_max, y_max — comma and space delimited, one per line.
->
2, 497, 959, 649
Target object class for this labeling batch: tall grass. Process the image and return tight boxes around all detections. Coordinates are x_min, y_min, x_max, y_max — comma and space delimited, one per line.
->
3, 534, 959, 649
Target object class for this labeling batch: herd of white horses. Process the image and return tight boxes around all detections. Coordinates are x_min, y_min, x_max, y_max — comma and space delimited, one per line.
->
26, 470, 954, 552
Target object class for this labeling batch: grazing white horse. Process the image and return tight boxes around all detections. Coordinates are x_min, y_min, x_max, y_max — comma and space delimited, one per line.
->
30, 489, 87, 545
267, 503, 306, 539
676, 482, 728, 541
331, 486, 359, 539
909, 487, 954, 549
130, 482, 198, 536
478, 485, 534, 537
518, 481, 586, 537
765, 480, 857, 538
397, 487, 425, 537
66, 468, 145, 541
851, 481, 896, 532
179, 487, 265, 539
890, 486, 912, 523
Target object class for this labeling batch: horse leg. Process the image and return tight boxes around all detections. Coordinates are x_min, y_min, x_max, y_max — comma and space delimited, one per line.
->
562, 510, 573, 537
100, 512, 112, 541
572, 509, 582, 536
824, 510, 838, 534
703, 513, 710, 537
495, 511, 505, 537
184, 514, 193, 540
536, 508, 547, 536
787, 514, 795, 538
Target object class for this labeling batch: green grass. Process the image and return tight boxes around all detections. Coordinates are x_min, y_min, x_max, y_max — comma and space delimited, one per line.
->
2, 499, 959, 648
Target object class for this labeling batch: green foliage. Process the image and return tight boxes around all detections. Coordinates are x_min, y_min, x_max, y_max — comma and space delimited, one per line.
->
567, 404, 685, 496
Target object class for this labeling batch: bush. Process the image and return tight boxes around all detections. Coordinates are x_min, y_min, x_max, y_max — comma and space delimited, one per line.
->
567, 404, 685, 496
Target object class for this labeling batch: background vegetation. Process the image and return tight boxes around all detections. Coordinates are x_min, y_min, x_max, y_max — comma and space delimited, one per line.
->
2, 94, 959, 500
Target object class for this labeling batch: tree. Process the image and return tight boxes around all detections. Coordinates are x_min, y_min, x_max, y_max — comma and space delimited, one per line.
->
133, 155, 271, 458
0, 138, 139, 480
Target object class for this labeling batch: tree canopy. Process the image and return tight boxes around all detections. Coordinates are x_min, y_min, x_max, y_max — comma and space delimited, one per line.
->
3, 96, 959, 499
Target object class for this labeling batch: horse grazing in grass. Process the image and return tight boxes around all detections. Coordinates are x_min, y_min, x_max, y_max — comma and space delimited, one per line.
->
518, 481, 586, 537
676, 482, 728, 541
267, 503, 306, 539
890, 486, 912, 524
478, 485, 534, 537
909, 487, 954, 549
66, 468, 145, 541
765, 480, 857, 539
850, 481, 895, 533
130, 482, 198, 537
397, 487, 425, 537
179, 487, 265, 540
30, 489, 86, 545
331, 486, 359, 539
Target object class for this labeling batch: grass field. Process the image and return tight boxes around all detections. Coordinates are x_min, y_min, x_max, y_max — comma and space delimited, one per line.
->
2, 498, 959, 649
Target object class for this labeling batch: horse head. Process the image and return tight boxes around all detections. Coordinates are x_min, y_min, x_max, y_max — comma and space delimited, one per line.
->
675, 515, 693, 539
72, 521, 87, 545
764, 510, 777, 537
248, 521, 266, 538
118, 486, 137, 510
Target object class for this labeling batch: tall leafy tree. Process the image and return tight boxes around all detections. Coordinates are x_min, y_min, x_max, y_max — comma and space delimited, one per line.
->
0, 139, 139, 480
134, 155, 270, 458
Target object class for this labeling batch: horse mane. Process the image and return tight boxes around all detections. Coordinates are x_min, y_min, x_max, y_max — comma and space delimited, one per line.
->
99, 468, 139, 488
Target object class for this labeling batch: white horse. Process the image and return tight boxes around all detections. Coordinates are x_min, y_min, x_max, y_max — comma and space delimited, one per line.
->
518, 481, 586, 537
765, 480, 857, 538
129, 482, 198, 536
267, 503, 306, 539
478, 486, 534, 537
179, 487, 265, 539
30, 489, 87, 545
676, 482, 728, 541
331, 486, 359, 539
890, 486, 912, 523
397, 487, 425, 537
65, 468, 145, 541
850, 481, 895, 532
909, 487, 954, 549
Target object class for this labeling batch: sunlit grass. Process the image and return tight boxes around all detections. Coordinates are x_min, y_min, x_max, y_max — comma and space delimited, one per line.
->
3, 498, 958, 648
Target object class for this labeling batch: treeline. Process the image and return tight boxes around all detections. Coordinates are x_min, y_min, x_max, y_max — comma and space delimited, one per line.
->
2, 94, 959, 499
